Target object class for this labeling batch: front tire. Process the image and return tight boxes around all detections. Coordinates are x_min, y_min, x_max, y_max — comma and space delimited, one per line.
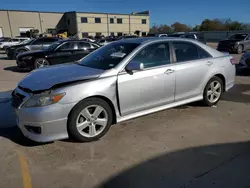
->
202, 76, 223, 106
236, 45, 243, 54
34, 58, 50, 69
68, 98, 113, 142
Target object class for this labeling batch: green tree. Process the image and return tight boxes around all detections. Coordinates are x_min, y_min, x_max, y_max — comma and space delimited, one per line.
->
171, 22, 192, 32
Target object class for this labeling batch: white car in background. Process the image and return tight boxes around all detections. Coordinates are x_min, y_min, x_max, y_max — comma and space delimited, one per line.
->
0, 37, 29, 49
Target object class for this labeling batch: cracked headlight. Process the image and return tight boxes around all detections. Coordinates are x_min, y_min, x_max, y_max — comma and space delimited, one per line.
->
22, 93, 65, 108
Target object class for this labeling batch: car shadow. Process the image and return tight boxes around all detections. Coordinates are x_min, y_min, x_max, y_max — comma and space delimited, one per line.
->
99, 141, 250, 188
4, 66, 30, 73
222, 83, 250, 104
0, 90, 45, 147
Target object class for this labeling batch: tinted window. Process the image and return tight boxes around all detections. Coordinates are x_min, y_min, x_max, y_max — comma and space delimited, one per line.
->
79, 42, 139, 70
95, 18, 101, 23
229, 34, 247, 40
133, 43, 170, 68
142, 19, 147, 24
110, 18, 114, 24
173, 42, 211, 62
181, 34, 195, 39
117, 18, 123, 24
12, 39, 20, 42
81, 17, 88, 23
57, 42, 76, 51
77, 42, 91, 49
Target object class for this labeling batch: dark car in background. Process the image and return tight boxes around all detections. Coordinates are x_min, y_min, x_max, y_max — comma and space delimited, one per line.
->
217, 33, 250, 54
6, 37, 61, 59
16, 40, 100, 69
236, 51, 250, 73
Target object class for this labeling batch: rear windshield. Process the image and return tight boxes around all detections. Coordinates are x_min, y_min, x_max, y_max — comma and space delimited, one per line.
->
79, 42, 139, 70
229, 34, 247, 40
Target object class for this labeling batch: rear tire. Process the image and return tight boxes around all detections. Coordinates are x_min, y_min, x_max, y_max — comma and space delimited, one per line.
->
68, 98, 113, 142
202, 76, 223, 106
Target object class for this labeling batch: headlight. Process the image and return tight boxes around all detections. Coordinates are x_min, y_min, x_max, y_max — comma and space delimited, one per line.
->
22, 56, 33, 60
22, 93, 65, 108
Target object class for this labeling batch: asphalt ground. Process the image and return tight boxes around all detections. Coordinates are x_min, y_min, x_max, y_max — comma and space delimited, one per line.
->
0, 49, 249, 188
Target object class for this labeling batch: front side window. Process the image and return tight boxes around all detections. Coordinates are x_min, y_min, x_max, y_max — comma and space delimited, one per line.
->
81, 17, 88, 23
117, 18, 123, 24
173, 41, 211, 62
79, 42, 139, 70
95, 18, 101, 23
132, 43, 170, 69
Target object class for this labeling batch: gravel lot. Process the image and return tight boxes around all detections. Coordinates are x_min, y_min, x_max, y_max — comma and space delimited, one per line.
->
0, 49, 250, 188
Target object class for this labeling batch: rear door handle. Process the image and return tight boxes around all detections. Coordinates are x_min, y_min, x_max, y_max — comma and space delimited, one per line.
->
165, 69, 175, 74
206, 61, 213, 66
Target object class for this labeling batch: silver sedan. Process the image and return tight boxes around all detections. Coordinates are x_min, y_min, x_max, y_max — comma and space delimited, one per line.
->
12, 38, 236, 142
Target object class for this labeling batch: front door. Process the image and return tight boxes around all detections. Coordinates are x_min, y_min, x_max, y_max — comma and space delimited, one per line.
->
48, 42, 77, 65
118, 42, 175, 116
172, 41, 214, 101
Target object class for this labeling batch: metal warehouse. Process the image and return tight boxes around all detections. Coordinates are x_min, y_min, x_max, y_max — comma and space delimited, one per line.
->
0, 10, 150, 38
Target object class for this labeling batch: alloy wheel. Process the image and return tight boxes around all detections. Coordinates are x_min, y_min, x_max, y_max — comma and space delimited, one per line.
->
76, 105, 108, 138
36, 59, 49, 68
207, 80, 222, 103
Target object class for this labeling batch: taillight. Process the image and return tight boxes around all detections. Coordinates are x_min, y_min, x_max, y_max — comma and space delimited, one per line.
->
230, 58, 237, 65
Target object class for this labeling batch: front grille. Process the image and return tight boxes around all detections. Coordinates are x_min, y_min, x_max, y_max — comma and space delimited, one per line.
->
11, 91, 26, 108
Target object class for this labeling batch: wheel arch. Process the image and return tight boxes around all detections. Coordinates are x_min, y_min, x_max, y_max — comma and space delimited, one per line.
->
68, 95, 117, 125
213, 73, 226, 92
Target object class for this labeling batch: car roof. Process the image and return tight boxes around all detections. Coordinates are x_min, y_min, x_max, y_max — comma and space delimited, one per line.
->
114, 37, 194, 44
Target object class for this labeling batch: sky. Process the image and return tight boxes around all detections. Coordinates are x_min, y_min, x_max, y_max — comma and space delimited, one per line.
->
1, 0, 250, 27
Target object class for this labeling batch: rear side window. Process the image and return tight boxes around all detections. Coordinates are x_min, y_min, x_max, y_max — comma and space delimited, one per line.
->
133, 42, 170, 68
57, 42, 76, 51
173, 42, 211, 62
77, 42, 91, 49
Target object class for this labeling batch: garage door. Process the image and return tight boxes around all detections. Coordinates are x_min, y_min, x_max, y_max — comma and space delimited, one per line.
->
0, 28, 3, 37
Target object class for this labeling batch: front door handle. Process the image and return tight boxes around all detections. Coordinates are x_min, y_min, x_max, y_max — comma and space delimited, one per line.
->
206, 61, 213, 66
165, 69, 175, 74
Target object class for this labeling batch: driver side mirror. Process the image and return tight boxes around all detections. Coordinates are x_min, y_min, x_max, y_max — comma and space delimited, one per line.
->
125, 60, 144, 73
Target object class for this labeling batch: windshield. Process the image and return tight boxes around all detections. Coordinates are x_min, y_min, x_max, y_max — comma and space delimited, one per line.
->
79, 42, 140, 70
229, 34, 247, 40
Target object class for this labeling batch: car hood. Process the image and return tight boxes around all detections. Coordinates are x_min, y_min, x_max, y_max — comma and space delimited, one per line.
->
18, 63, 105, 92
18, 50, 45, 58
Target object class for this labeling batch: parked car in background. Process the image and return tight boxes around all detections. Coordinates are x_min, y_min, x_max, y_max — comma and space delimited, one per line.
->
168, 32, 206, 43
146, 33, 168, 37
3, 38, 30, 50
6, 37, 61, 59
0, 37, 29, 49
217, 33, 250, 54
16, 40, 100, 69
0, 37, 11, 43
236, 51, 250, 73
81, 38, 96, 43
12, 37, 235, 143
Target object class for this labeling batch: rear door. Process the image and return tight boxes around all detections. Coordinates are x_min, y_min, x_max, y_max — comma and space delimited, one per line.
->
172, 41, 214, 102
